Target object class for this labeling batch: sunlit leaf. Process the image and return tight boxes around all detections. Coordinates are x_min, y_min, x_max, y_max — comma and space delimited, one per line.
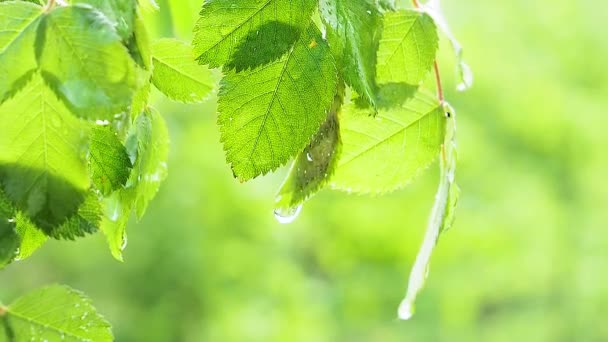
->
151, 38, 214, 103
0, 74, 89, 234
218, 24, 338, 180
377, 10, 438, 85
193, 0, 318, 70
331, 88, 445, 194
0, 189, 19, 268
71, 0, 137, 40
37, 5, 140, 119
13, 211, 46, 261
2, 285, 113, 342
0, 1, 42, 103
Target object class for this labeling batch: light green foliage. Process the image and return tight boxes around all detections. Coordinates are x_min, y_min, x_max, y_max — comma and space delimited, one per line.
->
1, 285, 113, 342
0, 74, 90, 232
38, 5, 140, 119
193, 0, 318, 70
377, 10, 438, 85
218, 24, 337, 180
151, 38, 214, 103
275, 90, 343, 213
13, 211, 46, 260
89, 125, 133, 196
72, 0, 137, 40
0, 190, 19, 268
320, 0, 382, 107
331, 89, 445, 194
0, 1, 42, 102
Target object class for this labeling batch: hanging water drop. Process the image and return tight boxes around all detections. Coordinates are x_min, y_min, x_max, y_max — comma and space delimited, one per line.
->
306, 153, 313, 162
273, 204, 302, 224
398, 300, 414, 320
456, 61, 473, 92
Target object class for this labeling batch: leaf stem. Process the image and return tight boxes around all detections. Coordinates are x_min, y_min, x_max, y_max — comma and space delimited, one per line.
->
411, 0, 445, 104
44, 0, 56, 12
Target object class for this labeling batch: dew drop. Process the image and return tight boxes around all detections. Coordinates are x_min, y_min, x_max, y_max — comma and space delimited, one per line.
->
95, 119, 110, 126
273, 204, 303, 224
306, 153, 313, 162
456, 61, 473, 92
398, 300, 414, 320
120, 235, 128, 251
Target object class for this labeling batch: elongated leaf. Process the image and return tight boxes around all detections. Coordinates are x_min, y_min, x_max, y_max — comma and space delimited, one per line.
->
418, 0, 473, 91
193, 0, 317, 70
89, 125, 132, 196
2, 285, 113, 342
320, 0, 382, 107
218, 24, 338, 180
331, 89, 445, 193
398, 103, 458, 320
275, 89, 343, 213
151, 38, 214, 103
99, 190, 132, 261
0, 74, 89, 233
37, 5, 140, 119
71, 0, 137, 40
0, 2, 42, 103
377, 10, 438, 85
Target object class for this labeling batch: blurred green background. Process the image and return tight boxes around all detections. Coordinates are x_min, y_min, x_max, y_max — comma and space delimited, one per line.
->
2, 0, 608, 340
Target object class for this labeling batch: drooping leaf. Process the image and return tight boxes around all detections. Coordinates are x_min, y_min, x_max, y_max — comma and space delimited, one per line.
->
331, 88, 445, 194
151, 38, 214, 103
275, 88, 344, 214
417, 0, 473, 91
193, 0, 317, 70
0, 1, 42, 103
0, 74, 89, 233
37, 5, 140, 119
130, 108, 169, 219
71, 0, 137, 40
398, 102, 458, 320
1, 285, 113, 342
126, 11, 152, 71
89, 125, 132, 196
377, 10, 438, 85
320, 0, 383, 107
218, 24, 338, 180
100, 109, 169, 260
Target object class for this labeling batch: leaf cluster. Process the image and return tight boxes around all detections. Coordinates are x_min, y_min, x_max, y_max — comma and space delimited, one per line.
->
0, 0, 214, 265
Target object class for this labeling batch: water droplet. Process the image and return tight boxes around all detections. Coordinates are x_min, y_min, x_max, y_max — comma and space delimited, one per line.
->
398, 300, 414, 320
95, 119, 110, 126
120, 235, 128, 251
273, 204, 302, 224
456, 61, 473, 92
306, 153, 313, 162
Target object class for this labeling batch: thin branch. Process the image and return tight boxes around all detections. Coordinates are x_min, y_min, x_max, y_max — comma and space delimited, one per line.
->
412, 0, 445, 104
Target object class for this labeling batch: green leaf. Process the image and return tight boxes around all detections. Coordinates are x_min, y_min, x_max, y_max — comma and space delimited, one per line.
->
218, 24, 338, 180
71, 0, 137, 40
193, 0, 317, 70
0, 189, 19, 268
50, 191, 101, 240
320, 0, 382, 107
377, 10, 438, 86
330, 88, 445, 194
418, 0, 473, 91
398, 103, 458, 320
14, 211, 47, 260
275, 89, 343, 215
126, 12, 152, 70
151, 38, 214, 103
89, 125, 132, 196
37, 5, 140, 120
100, 109, 169, 260
130, 108, 169, 219
0, 1, 42, 103
1, 285, 113, 342
0, 74, 90, 233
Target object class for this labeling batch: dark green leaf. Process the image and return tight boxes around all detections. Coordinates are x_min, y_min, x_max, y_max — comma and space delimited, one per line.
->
193, 0, 317, 70
320, 0, 382, 107
218, 24, 338, 180
89, 125, 132, 196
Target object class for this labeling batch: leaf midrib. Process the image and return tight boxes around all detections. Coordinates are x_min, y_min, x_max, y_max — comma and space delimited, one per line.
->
339, 106, 440, 167
0, 6, 42, 55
